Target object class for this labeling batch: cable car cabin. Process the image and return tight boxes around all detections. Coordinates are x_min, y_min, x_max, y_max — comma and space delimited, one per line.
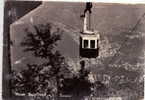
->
80, 31, 100, 58
79, 2, 100, 58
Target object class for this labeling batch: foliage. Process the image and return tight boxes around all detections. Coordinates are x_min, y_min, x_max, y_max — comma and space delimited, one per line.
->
59, 61, 92, 96
21, 23, 61, 58
12, 23, 70, 96
12, 23, 93, 97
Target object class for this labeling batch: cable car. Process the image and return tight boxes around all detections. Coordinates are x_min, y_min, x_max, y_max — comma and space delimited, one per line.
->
80, 31, 100, 58
80, 2, 100, 58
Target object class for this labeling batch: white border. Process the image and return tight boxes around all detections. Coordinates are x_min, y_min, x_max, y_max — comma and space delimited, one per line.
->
5, 0, 145, 4
41, 0, 145, 4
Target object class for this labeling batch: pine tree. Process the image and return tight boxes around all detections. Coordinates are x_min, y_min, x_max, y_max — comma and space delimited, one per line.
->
12, 23, 72, 97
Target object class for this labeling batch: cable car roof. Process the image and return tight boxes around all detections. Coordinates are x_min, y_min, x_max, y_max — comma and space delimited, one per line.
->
81, 30, 100, 37
80, 33, 100, 40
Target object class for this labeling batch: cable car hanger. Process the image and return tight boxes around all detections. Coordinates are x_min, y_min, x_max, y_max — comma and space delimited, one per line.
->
80, 2, 100, 58
81, 2, 93, 17
81, 2, 94, 34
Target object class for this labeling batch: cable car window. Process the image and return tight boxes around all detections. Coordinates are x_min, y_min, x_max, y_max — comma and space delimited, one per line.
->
90, 40, 95, 48
84, 40, 89, 48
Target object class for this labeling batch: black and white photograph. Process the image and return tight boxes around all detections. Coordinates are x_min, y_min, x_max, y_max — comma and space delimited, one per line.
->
3, 1, 145, 100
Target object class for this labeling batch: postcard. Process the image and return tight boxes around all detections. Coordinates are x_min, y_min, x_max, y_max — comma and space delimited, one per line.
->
2, 1, 144, 100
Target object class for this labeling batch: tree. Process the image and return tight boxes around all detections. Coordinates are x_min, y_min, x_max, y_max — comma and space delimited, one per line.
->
59, 60, 93, 96
12, 23, 94, 99
12, 23, 73, 97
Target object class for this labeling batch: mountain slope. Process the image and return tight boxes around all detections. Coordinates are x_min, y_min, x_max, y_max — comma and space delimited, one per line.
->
10, 2, 145, 97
